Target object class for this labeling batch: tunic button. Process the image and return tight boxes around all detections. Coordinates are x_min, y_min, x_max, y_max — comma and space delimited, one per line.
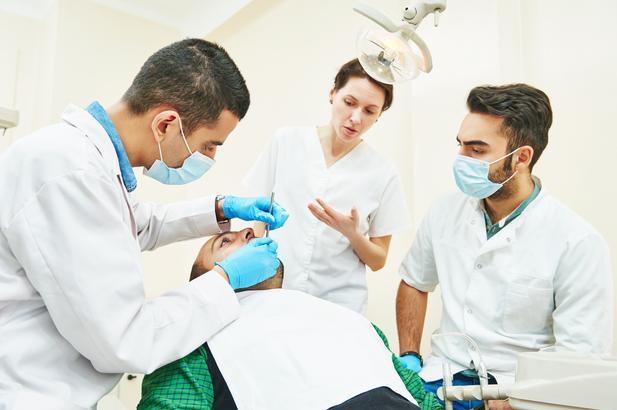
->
476, 263, 482, 270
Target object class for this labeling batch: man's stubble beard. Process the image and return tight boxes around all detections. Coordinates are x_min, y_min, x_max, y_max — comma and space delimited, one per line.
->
487, 159, 517, 201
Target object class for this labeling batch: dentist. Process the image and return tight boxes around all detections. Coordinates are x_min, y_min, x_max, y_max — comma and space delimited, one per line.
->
0, 39, 287, 409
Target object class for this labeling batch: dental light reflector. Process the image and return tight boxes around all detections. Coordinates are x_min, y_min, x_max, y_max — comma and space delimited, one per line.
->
358, 29, 422, 84
353, 1, 446, 84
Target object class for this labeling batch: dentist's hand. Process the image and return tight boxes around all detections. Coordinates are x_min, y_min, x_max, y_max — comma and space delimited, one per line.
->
399, 354, 422, 373
222, 196, 289, 229
215, 237, 280, 290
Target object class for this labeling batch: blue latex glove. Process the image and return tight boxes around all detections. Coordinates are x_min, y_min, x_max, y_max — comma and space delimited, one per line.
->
222, 196, 289, 230
399, 354, 422, 373
215, 237, 280, 289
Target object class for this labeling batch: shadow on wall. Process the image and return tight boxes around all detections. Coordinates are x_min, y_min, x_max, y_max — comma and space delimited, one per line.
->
209, 0, 288, 40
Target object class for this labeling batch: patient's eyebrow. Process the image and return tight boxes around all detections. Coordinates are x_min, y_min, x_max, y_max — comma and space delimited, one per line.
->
456, 135, 489, 147
211, 232, 232, 253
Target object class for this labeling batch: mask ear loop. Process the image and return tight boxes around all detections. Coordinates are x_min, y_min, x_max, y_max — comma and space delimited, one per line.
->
178, 117, 193, 155
499, 169, 518, 185
488, 147, 520, 165
156, 141, 164, 163
491, 147, 521, 184
152, 117, 165, 163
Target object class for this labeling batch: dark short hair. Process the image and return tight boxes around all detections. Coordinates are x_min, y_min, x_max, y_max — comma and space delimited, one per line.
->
467, 84, 552, 171
333, 59, 394, 112
122, 38, 250, 133
190, 259, 206, 281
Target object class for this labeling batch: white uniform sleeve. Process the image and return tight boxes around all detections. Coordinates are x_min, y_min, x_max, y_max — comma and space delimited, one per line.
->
132, 196, 230, 251
368, 173, 411, 237
242, 130, 281, 196
552, 232, 614, 354
398, 213, 439, 292
5, 170, 240, 374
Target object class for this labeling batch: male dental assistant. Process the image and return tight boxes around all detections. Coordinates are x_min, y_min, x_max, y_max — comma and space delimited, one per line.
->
0, 39, 287, 409
396, 84, 613, 410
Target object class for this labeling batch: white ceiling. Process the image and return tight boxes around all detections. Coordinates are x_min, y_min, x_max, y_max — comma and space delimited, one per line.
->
0, 0, 55, 20
0, 0, 252, 37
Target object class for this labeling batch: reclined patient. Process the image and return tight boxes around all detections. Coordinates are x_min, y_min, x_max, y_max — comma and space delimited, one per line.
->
138, 228, 441, 410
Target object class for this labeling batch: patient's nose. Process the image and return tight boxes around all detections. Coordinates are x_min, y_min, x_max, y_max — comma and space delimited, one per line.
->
242, 228, 255, 242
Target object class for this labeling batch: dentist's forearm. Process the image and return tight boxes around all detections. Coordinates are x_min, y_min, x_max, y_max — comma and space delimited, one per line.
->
346, 231, 390, 271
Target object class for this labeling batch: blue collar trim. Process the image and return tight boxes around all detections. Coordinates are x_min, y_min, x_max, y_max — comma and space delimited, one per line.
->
86, 101, 137, 192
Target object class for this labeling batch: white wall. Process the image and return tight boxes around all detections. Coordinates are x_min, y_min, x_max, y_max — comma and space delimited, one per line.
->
0, 11, 47, 151
1, 0, 616, 407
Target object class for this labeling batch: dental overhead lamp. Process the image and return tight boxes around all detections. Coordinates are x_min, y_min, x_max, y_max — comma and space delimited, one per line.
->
0, 106, 19, 136
353, 1, 446, 84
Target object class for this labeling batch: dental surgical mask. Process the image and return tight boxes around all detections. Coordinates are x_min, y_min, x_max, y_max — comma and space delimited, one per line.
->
144, 117, 214, 185
452, 148, 519, 199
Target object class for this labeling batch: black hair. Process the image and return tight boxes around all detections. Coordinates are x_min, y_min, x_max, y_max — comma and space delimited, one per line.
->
467, 84, 552, 171
122, 38, 250, 133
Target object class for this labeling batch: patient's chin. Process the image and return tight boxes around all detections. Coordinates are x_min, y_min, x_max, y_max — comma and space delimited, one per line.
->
234, 263, 284, 293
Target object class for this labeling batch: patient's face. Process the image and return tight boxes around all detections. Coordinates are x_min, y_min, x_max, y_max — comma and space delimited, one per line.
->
198, 228, 257, 271
191, 228, 284, 290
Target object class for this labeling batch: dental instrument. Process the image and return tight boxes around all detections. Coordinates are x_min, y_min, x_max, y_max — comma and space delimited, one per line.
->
265, 192, 275, 237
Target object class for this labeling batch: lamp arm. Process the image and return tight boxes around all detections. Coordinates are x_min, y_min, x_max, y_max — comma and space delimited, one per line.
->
404, 0, 447, 27
401, 28, 433, 72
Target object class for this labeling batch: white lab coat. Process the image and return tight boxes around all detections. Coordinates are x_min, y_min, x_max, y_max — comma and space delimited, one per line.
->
399, 187, 614, 383
244, 126, 410, 314
208, 289, 417, 410
0, 105, 240, 409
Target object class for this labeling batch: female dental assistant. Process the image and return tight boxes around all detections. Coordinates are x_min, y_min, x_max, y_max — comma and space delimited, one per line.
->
245, 59, 410, 314
0, 39, 287, 409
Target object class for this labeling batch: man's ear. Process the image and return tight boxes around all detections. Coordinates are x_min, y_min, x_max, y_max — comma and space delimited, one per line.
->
151, 110, 180, 143
515, 145, 534, 172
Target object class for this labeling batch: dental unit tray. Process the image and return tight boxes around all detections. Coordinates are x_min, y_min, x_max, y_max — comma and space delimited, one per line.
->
437, 350, 617, 410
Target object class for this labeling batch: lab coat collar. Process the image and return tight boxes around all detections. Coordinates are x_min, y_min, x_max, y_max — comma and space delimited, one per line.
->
465, 178, 547, 254
236, 290, 259, 302
236, 288, 282, 303
61, 104, 122, 178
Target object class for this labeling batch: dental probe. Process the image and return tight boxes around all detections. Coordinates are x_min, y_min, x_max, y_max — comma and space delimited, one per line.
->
265, 192, 275, 237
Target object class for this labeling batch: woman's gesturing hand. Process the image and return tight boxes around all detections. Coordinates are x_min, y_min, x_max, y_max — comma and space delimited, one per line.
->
308, 198, 360, 239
